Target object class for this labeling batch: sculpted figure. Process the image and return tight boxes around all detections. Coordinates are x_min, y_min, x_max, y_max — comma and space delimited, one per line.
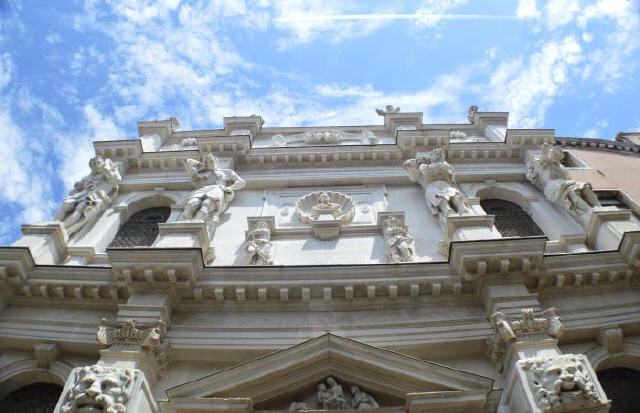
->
491, 311, 517, 342
403, 147, 469, 220
312, 192, 343, 219
60, 364, 136, 413
317, 377, 348, 409
54, 156, 121, 237
521, 355, 599, 410
375, 105, 400, 115
527, 143, 600, 220
350, 385, 379, 409
383, 216, 415, 263
245, 221, 274, 265
183, 153, 246, 226
289, 402, 309, 411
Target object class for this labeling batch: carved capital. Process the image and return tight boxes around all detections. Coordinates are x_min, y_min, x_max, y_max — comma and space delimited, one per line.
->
97, 319, 170, 371
487, 308, 563, 371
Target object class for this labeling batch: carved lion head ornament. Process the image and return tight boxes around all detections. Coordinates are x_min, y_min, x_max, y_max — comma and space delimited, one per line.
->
61, 365, 137, 413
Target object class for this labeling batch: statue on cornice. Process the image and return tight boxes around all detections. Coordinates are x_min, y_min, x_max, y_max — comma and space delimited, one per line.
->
54, 156, 121, 238
183, 153, 246, 228
376, 105, 400, 116
403, 147, 469, 221
245, 221, 274, 265
383, 216, 415, 263
526, 143, 600, 220
467, 105, 478, 123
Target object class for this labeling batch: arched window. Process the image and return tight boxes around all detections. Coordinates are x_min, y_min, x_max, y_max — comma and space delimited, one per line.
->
480, 199, 544, 237
1, 382, 63, 413
597, 368, 640, 412
109, 207, 171, 248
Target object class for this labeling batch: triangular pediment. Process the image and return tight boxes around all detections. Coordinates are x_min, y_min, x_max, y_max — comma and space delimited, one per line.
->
166, 334, 500, 413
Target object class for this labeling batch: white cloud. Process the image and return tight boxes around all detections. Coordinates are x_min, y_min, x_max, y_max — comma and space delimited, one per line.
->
485, 36, 583, 128
582, 119, 608, 138
516, 0, 540, 19
45, 33, 62, 43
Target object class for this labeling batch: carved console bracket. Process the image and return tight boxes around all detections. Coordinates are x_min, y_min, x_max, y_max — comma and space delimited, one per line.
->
449, 237, 546, 283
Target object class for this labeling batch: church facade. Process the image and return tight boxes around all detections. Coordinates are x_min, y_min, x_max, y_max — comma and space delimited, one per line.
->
1, 106, 640, 412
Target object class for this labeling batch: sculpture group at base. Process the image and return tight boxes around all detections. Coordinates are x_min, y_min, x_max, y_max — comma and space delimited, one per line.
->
527, 143, 600, 221
404, 147, 470, 223
183, 153, 246, 230
54, 156, 121, 238
289, 376, 379, 411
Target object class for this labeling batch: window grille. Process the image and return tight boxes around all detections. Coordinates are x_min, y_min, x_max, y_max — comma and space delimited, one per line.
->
108, 207, 171, 248
480, 199, 544, 237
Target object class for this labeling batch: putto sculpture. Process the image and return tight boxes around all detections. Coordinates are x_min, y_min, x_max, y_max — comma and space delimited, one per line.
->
183, 153, 246, 230
244, 221, 274, 265
54, 156, 121, 238
59, 364, 137, 413
382, 216, 415, 263
520, 355, 600, 411
527, 143, 600, 221
403, 147, 469, 222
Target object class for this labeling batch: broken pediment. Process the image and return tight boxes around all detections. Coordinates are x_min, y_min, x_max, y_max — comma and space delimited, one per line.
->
165, 334, 501, 413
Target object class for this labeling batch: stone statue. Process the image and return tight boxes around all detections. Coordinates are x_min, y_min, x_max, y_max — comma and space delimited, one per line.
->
60, 364, 137, 413
527, 143, 600, 220
520, 355, 599, 410
403, 147, 469, 220
317, 376, 348, 409
350, 385, 379, 409
245, 221, 274, 265
312, 193, 343, 219
376, 105, 400, 116
183, 153, 246, 227
467, 105, 478, 123
383, 216, 415, 263
54, 156, 121, 238
289, 401, 309, 411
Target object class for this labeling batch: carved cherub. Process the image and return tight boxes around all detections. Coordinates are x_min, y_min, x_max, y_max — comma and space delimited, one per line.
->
245, 221, 274, 265
54, 156, 121, 238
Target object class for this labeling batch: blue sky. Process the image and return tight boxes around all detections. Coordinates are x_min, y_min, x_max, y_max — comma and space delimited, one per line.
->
0, 0, 639, 244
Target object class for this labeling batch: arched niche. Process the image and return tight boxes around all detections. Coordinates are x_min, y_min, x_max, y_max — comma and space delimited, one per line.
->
0, 364, 67, 400
109, 206, 172, 248
88, 193, 178, 252
0, 382, 63, 413
472, 184, 581, 240
480, 199, 544, 237
596, 367, 640, 413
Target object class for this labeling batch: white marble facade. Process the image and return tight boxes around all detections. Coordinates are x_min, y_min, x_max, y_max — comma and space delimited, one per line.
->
2, 107, 640, 412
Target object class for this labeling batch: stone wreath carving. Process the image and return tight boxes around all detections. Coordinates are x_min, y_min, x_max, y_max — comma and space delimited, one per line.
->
60, 364, 138, 413
296, 192, 355, 225
54, 156, 121, 238
519, 354, 600, 411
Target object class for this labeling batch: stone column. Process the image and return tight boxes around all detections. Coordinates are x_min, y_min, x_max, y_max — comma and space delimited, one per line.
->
488, 308, 610, 413
53, 294, 170, 412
